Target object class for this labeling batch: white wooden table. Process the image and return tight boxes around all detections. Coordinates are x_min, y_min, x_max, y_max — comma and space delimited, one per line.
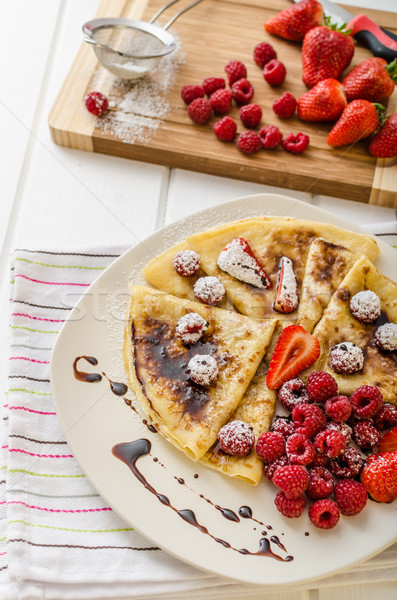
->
1, 1, 396, 598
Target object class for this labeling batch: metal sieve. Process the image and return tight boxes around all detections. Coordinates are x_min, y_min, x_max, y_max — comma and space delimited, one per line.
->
83, 0, 204, 80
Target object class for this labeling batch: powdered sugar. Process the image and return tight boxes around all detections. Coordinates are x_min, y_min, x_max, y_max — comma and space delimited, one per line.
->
187, 354, 219, 386
173, 250, 200, 276
350, 290, 381, 323
217, 420, 255, 456
194, 276, 225, 305
274, 257, 298, 313
374, 322, 397, 351
217, 238, 269, 288
176, 312, 208, 344
330, 342, 364, 374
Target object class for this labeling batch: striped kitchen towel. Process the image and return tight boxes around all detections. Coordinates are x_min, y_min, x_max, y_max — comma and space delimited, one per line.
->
1, 239, 397, 600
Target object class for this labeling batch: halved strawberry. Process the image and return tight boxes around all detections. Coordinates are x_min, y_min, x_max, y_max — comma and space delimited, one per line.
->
273, 257, 298, 314
217, 237, 272, 289
266, 324, 320, 389
378, 426, 397, 453
360, 450, 397, 503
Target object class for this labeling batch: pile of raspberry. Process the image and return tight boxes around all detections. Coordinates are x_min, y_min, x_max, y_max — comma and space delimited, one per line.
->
180, 42, 309, 156
256, 371, 397, 529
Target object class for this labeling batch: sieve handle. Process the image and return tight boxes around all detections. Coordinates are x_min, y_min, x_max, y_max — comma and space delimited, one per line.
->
149, 0, 205, 30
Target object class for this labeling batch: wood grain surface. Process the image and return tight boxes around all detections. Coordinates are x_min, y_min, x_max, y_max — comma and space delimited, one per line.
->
48, 0, 397, 205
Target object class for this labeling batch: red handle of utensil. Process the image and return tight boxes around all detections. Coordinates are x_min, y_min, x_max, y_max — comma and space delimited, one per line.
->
348, 14, 397, 62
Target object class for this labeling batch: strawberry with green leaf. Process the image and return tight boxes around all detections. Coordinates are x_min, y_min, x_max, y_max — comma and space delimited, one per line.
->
297, 79, 347, 122
264, 0, 324, 43
369, 112, 397, 158
327, 100, 384, 147
360, 450, 397, 503
342, 58, 397, 103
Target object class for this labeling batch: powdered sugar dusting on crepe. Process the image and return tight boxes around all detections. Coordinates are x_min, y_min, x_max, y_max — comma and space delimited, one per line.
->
217, 238, 267, 288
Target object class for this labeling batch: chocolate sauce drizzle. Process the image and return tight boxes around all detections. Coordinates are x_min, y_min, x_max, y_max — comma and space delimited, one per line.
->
112, 439, 293, 561
73, 356, 102, 383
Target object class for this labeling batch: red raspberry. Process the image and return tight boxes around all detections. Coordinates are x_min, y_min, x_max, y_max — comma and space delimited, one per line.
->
239, 103, 262, 128
329, 342, 364, 374
236, 131, 261, 154
218, 420, 255, 456
350, 290, 381, 324
274, 491, 306, 518
350, 385, 383, 420
188, 354, 219, 386
231, 78, 255, 105
263, 454, 289, 481
84, 91, 109, 116
272, 464, 309, 499
259, 125, 283, 149
213, 116, 237, 142
326, 421, 353, 444
352, 419, 380, 450
263, 59, 286, 86
325, 395, 352, 422
202, 77, 225, 97
273, 92, 297, 118
225, 60, 247, 85
374, 403, 397, 430
375, 322, 397, 351
334, 479, 368, 516
314, 429, 345, 458
282, 132, 310, 154
271, 417, 295, 439
181, 84, 204, 105
308, 499, 340, 529
256, 431, 286, 462
194, 276, 225, 305
292, 403, 326, 439
306, 466, 334, 499
309, 450, 330, 468
209, 89, 233, 115
286, 433, 315, 465
306, 371, 338, 403
176, 312, 208, 345
173, 250, 200, 276
187, 97, 212, 124
330, 446, 363, 479
278, 378, 309, 411
253, 42, 277, 68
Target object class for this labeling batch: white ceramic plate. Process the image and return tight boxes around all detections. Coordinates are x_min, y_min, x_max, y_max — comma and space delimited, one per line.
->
51, 194, 397, 587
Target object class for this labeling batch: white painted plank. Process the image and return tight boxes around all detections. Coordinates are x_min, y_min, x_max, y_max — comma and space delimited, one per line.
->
313, 195, 396, 226
318, 582, 397, 600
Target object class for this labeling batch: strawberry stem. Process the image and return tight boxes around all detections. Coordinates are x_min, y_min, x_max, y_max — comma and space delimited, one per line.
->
324, 15, 353, 35
385, 59, 397, 83
373, 103, 386, 127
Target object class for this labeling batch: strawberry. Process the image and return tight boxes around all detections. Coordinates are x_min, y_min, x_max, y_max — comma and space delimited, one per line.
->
273, 257, 298, 313
266, 324, 320, 389
217, 237, 272, 288
302, 21, 354, 88
360, 450, 397, 503
342, 58, 397, 103
369, 113, 397, 158
327, 100, 383, 147
264, 0, 324, 42
297, 79, 347, 122
378, 426, 397, 453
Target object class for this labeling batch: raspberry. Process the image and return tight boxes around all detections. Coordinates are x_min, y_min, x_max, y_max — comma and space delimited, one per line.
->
286, 433, 315, 465
202, 77, 225, 97
256, 431, 286, 462
278, 378, 309, 411
193, 276, 225, 305
213, 116, 237, 142
350, 385, 383, 420
259, 125, 283, 149
325, 395, 352, 422
231, 78, 255, 105
187, 97, 212, 124
329, 342, 364, 374
236, 131, 261, 154
176, 313, 208, 345
309, 450, 330, 468
263, 454, 289, 481
263, 59, 286, 86
308, 499, 340, 529
314, 429, 345, 458
274, 491, 306, 518
292, 403, 326, 439
326, 421, 353, 444
239, 103, 262, 128
282, 132, 310, 154
272, 464, 309, 499
173, 250, 200, 276
271, 417, 295, 439
374, 403, 397, 430
330, 446, 363, 479
187, 354, 219, 386
253, 42, 277, 68
209, 89, 233, 115
218, 420, 255, 456
225, 60, 247, 85
374, 323, 397, 352
273, 92, 297, 118
350, 290, 381, 323
306, 466, 334, 499
181, 84, 204, 105
352, 419, 380, 450
306, 371, 338, 403
334, 479, 368, 516
84, 91, 109, 116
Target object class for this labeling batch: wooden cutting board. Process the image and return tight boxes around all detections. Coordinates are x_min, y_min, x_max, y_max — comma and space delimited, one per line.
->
49, 0, 397, 206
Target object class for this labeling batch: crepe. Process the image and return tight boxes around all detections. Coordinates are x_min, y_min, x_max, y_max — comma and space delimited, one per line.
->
302, 256, 397, 404
297, 238, 360, 333
124, 285, 278, 461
